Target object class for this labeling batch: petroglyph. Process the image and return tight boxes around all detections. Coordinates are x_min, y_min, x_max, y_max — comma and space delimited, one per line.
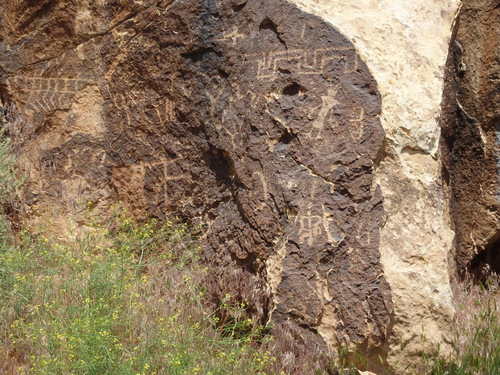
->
307, 86, 340, 139
253, 170, 269, 209
349, 107, 365, 140
7, 75, 90, 113
214, 26, 246, 44
296, 207, 326, 246
148, 157, 190, 205
2, 0, 390, 356
205, 87, 225, 130
156, 97, 176, 125
243, 47, 359, 80
296, 207, 342, 246
295, 183, 343, 246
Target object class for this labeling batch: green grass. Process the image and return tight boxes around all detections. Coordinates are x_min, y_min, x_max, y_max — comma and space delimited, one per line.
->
429, 276, 500, 375
0, 211, 277, 374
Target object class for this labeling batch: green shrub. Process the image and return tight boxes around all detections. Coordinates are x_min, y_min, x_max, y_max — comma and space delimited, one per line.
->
0, 131, 19, 205
0, 210, 276, 374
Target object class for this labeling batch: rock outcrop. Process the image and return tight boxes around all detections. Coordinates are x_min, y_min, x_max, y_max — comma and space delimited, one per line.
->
290, 1, 461, 370
441, 0, 500, 280
0, 0, 467, 373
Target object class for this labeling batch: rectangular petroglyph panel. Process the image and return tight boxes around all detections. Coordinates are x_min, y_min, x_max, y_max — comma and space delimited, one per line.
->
243, 47, 359, 79
146, 157, 190, 207
349, 107, 366, 140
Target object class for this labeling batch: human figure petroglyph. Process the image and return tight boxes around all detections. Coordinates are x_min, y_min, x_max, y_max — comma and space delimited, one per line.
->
243, 47, 359, 80
306, 85, 340, 139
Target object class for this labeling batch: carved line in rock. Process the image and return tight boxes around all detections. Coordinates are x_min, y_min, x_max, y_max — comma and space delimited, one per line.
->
294, 181, 343, 247
307, 86, 340, 140
243, 47, 359, 80
6, 75, 90, 113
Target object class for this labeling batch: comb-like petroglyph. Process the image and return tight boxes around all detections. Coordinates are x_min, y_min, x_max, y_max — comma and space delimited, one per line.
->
7, 75, 90, 113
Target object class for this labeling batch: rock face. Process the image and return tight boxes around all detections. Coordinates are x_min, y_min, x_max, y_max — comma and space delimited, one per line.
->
291, 1, 460, 370
0, 0, 465, 373
441, 0, 500, 280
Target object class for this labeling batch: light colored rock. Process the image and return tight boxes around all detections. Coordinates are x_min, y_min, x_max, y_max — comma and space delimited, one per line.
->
289, 0, 461, 371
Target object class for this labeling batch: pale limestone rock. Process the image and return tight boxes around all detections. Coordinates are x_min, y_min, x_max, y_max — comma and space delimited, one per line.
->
289, 0, 461, 371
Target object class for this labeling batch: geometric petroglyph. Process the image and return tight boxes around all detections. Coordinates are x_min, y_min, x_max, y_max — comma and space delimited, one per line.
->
295, 206, 342, 247
243, 47, 359, 80
296, 207, 328, 246
214, 26, 246, 45
149, 156, 190, 204
349, 107, 365, 140
7, 75, 89, 113
156, 97, 176, 126
295, 183, 343, 246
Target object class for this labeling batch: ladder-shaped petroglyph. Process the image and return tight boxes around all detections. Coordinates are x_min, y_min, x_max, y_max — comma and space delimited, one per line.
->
243, 47, 359, 80
7, 75, 90, 113
155, 97, 176, 125
349, 107, 366, 140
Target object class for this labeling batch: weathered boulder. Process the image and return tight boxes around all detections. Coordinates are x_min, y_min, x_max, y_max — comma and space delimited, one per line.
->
0, 0, 467, 373
441, 0, 500, 280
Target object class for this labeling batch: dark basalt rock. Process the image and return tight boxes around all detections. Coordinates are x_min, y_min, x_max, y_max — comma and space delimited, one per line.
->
441, 0, 500, 280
